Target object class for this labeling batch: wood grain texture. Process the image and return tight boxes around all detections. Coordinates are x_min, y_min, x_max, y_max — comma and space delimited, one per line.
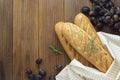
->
0, 0, 119, 80
114, 0, 120, 6
0, 0, 13, 80
13, 0, 39, 80
39, 0, 66, 79
65, 0, 92, 22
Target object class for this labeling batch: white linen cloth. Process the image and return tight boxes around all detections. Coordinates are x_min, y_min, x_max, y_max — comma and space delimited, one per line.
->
56, 32, 120, 80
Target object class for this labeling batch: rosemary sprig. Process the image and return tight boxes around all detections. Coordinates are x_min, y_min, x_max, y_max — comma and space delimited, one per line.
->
87, 37, 96, 53
48, 45, 62, 55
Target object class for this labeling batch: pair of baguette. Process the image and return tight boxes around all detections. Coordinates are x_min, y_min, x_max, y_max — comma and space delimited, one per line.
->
55, 13, 113, 72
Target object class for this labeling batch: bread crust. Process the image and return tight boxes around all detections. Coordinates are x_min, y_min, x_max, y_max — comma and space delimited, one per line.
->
55, 22, 94, 67
62, 23, 113, 72
74, 13, 103, 46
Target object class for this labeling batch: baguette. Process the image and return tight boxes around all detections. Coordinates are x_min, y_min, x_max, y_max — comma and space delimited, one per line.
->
74, 13, 103, 46
55, 22, 94, 67
74, 13, 111, 60
62, 22, 113, 72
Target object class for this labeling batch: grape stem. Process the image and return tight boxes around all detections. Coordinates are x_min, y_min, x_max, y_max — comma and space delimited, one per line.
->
93, 1, 110, 13
99, 2, 110, 12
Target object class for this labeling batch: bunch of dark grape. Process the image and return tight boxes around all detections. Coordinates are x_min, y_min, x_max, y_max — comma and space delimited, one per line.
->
25, 58, 63, 80
81, 0, 120, 34
25, 58, 46, 80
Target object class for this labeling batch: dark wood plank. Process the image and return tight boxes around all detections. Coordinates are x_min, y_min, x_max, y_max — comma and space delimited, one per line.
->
0, 0, 13, 80
65, 0, 92, 22
13, 0, 39, 80
39, 0, 65, 79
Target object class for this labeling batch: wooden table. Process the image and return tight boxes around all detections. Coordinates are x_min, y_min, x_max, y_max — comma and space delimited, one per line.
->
0, 0, 120, 80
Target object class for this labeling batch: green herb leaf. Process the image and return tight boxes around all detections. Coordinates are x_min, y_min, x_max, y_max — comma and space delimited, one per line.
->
87, 37, 95, 53
48, 45, 62, 55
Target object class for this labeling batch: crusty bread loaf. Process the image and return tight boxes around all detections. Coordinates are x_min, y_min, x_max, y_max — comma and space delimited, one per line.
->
74, 13, 111, 58
74, 13, 103, 46
62, 22, 113, 72
55, 22, 94, 67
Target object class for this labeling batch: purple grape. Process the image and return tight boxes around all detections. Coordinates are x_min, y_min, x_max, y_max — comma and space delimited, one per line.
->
36, 58, 42, 65
99, 9, 106, 16
55, 64, 63, 72
104, 3, 112, 9
103, 1, 113, 10
25, 68, 32, 75
89, 11, 96, 16
101, 0, 107, 6
108, 19, 114, 27
112, 22, 120, 32
90, 17, 97, 25
110, 7, 116, 14
119, 28, 120, 33
101, 0, 110, 3
35, 74, 42, 80
49, 75, 56, 80
94, 5, 102, 12
108, 1, 114, 7
39, 69, 46, 77
116, 10, 120, 16
104, 16, 111, 24
116, 6, 120, 11
113, 14, 119, 22
81, 6, 90, 15
96, 23, 104, 31
93, 0, 99, 5
28, 74, 35, 80
98, 16, 105, 23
